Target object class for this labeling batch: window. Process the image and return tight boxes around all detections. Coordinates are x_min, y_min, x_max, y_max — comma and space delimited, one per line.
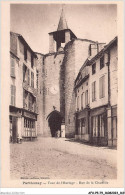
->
19, 41, 24, 55
92, 63, 96, 75
24, 119, 36, 138
92, 116, 98, 137
92, 114, 106, 138
81, 118, 86, 135
34, 98, 37, 113
11, 85, 16, 106
77, 96, 79, 110
92, 81, 96, 102
23, 90, 28, 109
85, 90, 88, 106
99, 115, 105, 137
23, 64, 27, 83
100, 56, 104, 69
24, 47, 27, 61
36, 70, 39, 90
23, 64, 26, 82
23, 64, 30, 85
27, 69, 30, 85
31, 72, 34, 88
81, 93, 83, 109
27, 50, 31, 63
28, 93, 33, 111
99, 75, 105, 98
31, 55, 34, 68
10, 58, 15, 77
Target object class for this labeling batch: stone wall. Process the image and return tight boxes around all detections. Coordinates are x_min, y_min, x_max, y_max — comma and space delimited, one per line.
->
43, 52, 65, 136
64, 41, 76, 137
64, 39, 95, 137
36, 53, 44, 135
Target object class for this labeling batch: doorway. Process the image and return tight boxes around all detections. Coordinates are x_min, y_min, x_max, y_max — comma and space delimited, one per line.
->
10, 116, 18, 143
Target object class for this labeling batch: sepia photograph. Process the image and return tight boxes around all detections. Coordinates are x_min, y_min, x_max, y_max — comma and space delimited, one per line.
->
1, 0, 124, 190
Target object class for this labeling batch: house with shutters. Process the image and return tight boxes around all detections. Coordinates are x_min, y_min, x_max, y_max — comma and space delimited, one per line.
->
74, 37, 118, 147
10, 32, 38, 143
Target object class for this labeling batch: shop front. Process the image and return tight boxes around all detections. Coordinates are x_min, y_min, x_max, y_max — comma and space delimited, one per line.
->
75, 108, 90, 141
22, 110, 37, 141
107, 105, 117, 147
90, 105, 108, 146
9, 106, 37, 143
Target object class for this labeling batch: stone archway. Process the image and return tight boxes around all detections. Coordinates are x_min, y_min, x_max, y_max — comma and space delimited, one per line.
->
47, 110, 63, 137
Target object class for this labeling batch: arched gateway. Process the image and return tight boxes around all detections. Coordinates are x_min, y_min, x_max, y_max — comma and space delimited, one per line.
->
46, 108, 63, 137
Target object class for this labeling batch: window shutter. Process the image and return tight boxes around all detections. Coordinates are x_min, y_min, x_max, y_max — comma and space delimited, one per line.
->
92, 83, 93, 101
99, 77, 102, 98
11, 58, 15, 77
14, 86, 16, 106
94, 82, 96, 100
99, 76, 105, 98
23, 90, 25, 108
31, 72, 34, 88
103, 76, 105, 97
11, 85, 16, 106
85, 90, 88, 106
11, 85, 13, 105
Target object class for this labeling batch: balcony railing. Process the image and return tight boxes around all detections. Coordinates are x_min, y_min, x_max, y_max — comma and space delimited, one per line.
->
23, 103, 38, 114
23, 82, 37, 97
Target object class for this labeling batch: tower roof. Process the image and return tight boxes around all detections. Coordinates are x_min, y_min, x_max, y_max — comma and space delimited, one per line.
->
57, 8, 68, 31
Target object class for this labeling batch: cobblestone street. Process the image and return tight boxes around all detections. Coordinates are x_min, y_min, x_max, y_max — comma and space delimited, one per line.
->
10, 137, 117, 180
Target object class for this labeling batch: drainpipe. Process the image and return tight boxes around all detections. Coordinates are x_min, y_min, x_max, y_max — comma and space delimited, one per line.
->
107, 49, 113, 146
107, 50, 110, 106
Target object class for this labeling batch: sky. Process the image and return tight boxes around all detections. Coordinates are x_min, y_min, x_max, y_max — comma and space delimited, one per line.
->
10, 3, 117, 54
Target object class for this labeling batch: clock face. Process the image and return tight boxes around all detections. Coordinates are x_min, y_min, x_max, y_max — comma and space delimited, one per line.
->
50, 85, 59, 94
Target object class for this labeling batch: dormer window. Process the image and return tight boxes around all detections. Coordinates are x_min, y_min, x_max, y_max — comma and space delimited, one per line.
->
92, 63, 96, 75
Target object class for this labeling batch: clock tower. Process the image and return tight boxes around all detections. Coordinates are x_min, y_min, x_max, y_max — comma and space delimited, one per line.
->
37, 8, 77, 137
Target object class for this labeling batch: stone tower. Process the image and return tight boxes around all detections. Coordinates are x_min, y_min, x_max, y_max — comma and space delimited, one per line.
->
37, 9, 77, 136
37, 8, 97, 137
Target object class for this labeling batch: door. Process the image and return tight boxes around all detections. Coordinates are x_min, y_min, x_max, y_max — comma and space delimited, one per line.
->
98, 113, 107, 145
12, 117, 18, 143
112, 117, 117, 140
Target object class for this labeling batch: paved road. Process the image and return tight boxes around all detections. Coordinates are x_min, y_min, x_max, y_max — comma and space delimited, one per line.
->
10, 137, 117, 180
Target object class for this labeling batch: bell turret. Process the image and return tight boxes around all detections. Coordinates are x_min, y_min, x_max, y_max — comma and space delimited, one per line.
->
49, 8, 77, 53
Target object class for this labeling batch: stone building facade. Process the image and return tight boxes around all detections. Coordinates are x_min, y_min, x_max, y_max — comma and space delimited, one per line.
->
74, 37, 118, 146
10, 32, 38, 142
